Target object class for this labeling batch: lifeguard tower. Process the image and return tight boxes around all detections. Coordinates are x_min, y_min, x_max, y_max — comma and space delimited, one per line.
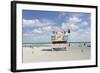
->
51, 29, 70, 51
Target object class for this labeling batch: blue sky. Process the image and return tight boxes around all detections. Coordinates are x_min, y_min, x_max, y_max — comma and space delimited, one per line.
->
22, 10, 91, 43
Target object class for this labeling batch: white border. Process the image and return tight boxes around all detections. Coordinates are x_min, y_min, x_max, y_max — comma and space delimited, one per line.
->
16, 3, 96, 70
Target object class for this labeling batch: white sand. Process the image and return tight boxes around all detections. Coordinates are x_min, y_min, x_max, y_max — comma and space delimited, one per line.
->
22, 46, 91, 63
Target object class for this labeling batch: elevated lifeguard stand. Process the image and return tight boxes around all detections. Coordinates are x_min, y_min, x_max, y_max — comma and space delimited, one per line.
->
51, 29, 70, 51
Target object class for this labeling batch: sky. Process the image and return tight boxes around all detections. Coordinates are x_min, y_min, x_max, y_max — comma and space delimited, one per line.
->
22, 10, 91, 43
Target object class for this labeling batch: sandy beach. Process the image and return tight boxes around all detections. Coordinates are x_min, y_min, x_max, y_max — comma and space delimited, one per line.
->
22, 46, 91, 63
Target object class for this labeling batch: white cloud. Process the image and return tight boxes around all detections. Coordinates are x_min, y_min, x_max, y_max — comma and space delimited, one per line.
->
60, 13, 90, 42
69, 13, 83, 18
33, 29, 42, 33
81, 21, 88, 26
61, 23, 69, 30
78, 29, 84, 32
23, 33, 33, 36
23, 31, 51, 43
61, 22, 79, 31
32, 35, 51, 43
70, 23, 79, 30
61, 21, 79, 32
52, 26, 63, 31
60, 14, 82, 32
23, 33, 33, 38
42, 26, 52, 32
23, 19, 53, 27
23, 19, 40, 26
58, 12, 66, 19
69, 27, 91, 42
32, 26, 52, 33
69, 16, 82, 23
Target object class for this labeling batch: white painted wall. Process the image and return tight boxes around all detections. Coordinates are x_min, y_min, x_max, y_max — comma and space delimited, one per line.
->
0, 0, 99, 73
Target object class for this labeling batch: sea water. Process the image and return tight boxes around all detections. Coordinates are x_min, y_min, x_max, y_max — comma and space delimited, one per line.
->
22, 42, 91, 47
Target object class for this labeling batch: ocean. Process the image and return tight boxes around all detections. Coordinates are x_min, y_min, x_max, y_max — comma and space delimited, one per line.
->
22, 42, 91, 47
